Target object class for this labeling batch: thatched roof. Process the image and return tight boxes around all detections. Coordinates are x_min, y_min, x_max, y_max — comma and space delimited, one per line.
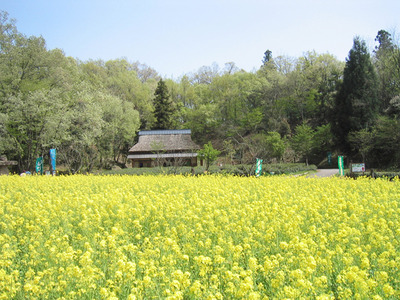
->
127, 152, 198, 159
0, 156, 17, 166
0, 161, 17, 166
128, 130, 200, 153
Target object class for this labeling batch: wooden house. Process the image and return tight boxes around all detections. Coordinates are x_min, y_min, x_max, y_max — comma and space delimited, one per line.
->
127, 129, 201, 167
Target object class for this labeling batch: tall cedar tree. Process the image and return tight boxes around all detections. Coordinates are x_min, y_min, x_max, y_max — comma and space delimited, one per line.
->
332, 37, 378, 155
152, 79, 174, 130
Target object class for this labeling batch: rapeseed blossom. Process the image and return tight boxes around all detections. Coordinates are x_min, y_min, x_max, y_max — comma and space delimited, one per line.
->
0, 175, 399, 298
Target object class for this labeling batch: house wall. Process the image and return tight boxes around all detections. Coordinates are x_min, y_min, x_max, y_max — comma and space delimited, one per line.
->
131, 157, 198, 168
132, 160, 153, 168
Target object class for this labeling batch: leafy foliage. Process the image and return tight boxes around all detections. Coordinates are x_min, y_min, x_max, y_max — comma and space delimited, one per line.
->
291, 123, 315, 166
198, 141, 221, 171
1, 10, 399, 170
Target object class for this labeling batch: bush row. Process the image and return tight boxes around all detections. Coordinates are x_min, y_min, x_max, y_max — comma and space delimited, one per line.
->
101, 163, 317, 176
346, 170, 400, 180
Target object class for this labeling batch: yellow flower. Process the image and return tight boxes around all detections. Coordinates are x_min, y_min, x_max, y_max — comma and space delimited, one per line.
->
383, 283, 395, 297
143, 275, 152, 286
248, 257, 258, 271
189, 280, 203, 297
360, 257, 370, 269
127, 293, 137, 299
1, 174, 399, 299
100, 287, 108, 298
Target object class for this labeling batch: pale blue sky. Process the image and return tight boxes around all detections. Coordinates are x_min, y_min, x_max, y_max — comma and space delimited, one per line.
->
1, 0, 399, 78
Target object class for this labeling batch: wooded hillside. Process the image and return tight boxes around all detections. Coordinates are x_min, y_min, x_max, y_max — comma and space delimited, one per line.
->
1, 11, 399, 173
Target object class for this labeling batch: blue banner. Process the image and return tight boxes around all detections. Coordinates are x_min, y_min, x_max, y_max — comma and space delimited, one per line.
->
50, 148, 56, 175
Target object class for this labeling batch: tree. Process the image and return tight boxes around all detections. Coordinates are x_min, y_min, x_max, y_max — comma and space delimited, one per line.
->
96, 92, 140, 166
231, 133, 268, 165
260, 50, 277, 75
348, 128, 374, 164
222, 139, 236, 165
153, 79, 175, 129
291, 123, 315, 165
386, 95, 400, 116
129, 60, 159, 83
264, 131, 286, 162
183, 103, 219, 145
0, 11, 17, 48
332, 37, 379, 154
57, 87, 105, 173
190, 63, 220, 84
3, 90, 68, 171
370, 116, 400, 167
279, 52, 344, 129
198, 141, 220, 171
224, 62, 238, 75
80, 59, 155, 130
312, 124, 334, 159
262, 50, 273, 65
373, 30, 400, 112
374, 30, 394, 55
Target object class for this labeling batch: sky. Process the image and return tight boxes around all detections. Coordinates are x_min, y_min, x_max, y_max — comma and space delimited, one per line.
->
1, 0, 399, 78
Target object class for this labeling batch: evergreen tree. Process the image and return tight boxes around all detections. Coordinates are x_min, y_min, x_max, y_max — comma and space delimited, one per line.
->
374, 30, 394, 55
152, 79, 174, 130
332, 37, 379, 154
262, 50, 272, 65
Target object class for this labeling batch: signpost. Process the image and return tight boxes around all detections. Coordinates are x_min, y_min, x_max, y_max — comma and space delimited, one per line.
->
338, 156, 344, 176
351, 163, 365, 173
255, 158, 263, 177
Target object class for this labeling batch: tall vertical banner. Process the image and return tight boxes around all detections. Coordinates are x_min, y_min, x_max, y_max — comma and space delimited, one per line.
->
327, 152, 332, 166
50, 148, 56, 175
338, 155, 344, 176
35, 157, 43, 175
255, 158, 263, 177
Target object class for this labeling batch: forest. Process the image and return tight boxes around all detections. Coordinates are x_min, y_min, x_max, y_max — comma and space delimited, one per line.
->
1, 11, 400, 173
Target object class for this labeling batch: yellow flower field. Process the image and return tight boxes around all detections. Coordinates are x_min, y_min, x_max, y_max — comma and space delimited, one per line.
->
0, 175, 399, 299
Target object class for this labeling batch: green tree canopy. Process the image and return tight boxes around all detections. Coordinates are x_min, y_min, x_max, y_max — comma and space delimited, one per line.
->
373, 30, 400, 112
291, 123, 315, 166
198, 141, 221, 171
264, 131, 286, 162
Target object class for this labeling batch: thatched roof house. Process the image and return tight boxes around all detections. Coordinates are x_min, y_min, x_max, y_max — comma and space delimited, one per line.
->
127, 129, 201, 167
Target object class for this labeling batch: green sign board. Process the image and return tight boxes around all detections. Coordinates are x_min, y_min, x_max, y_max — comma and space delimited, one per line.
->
338, 156, 344, 176
255, 158, 263, 177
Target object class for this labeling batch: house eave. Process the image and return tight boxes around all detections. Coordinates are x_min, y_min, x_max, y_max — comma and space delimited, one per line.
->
128, 153, 198, 160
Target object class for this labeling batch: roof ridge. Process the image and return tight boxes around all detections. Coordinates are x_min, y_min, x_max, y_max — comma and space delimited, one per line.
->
139, 129, 192, 136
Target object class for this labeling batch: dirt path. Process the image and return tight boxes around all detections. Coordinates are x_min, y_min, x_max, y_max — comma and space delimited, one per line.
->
308, 169, 339, 178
